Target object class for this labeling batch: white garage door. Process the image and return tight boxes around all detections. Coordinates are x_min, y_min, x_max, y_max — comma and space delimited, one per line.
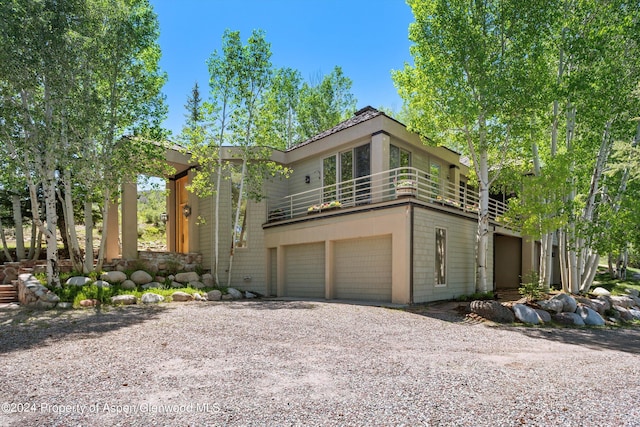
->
334, 235, 392, 302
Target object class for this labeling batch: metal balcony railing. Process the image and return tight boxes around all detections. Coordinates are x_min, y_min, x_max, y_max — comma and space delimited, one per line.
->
266, 167, 511, 226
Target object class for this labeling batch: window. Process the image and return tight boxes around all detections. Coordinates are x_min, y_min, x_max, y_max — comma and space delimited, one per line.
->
390, 145, 411, 171
339, 150, 353, 200
430, 161, 441, 197
323, 155, 337, 201
231, 166, 247, 248
435, 227, 447, 286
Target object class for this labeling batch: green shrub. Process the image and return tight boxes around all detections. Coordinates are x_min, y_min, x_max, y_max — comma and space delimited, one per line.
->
455, 291, 495, 301
519, 271, 542, 302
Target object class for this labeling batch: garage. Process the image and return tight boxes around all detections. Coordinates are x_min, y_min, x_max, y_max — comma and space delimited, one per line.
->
284, 243, 325, 298
334, 235, 392, 301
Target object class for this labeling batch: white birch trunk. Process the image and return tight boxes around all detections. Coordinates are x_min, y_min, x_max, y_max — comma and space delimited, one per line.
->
0, 216, 13, 261
12, 195, 25, 260
60, 171, 85, 272
95, 190, 111, 273
227, 158, 247, 287
476, 150, 491, 293
214, 158, 222, 286
43, 177, 60, 287
84, 201, 94, 273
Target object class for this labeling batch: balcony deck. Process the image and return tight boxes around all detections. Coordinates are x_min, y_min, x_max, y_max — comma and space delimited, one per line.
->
266, 167, 512, 228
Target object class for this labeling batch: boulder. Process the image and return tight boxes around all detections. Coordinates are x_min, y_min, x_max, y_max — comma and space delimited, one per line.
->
551, 293, 577, 313
170, 281, 183, 288
552, 312, 585, 326
591, 287, 611, 297
615, 306, 634, 321
188, 281, 205, 289
575, 296, 593, 308
175, 272, 200, 283
3, 267, 18, 284
142, 282, 163, 290
576, 305, 605, 326
513, 304, 540, 324
193, 292, 205, 301
57, 302, 72, 309
536, 298, 564, 314
111, 295, 137, 305
131, 270, 153, 285
590, 298, 609, 315
101, 271, 127, 283
206, 290, 222, 301
222, 294, 234, 301
625, 288, 639, 298
141, 293, 164, 304
245, 291, 256, 299
469, 300, 515, 323
121, 280, 137, 290
227, 287, 243, 300
93, 280, 110, 288
79, 299, 99, 307
534, 309, 551, 323
171, 291, 194, 302
629, 308, 640, 320
610, 295, 635, 309
66, 276, 92, 286
202, 273, 214, 287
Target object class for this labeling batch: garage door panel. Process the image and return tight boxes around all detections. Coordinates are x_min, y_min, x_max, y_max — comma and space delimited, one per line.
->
335, 236, 392, 301
284, 243, 325, 298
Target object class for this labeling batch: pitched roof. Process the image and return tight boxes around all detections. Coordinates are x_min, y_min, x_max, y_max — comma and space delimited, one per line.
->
286, 106, 385, 152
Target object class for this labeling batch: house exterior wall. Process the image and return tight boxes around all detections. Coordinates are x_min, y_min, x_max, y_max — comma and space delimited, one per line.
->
412, 207, 491, 303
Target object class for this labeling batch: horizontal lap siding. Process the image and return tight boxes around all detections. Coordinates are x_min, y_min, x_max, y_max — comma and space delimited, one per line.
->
413, 208, 483, 302
284, 243, 325, 298
334, 236, 392, 301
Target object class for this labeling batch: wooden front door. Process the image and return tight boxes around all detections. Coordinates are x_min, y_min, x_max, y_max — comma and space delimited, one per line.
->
176, 175, 189, 253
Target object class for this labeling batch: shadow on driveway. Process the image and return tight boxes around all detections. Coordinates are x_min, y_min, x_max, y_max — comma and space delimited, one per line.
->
0, 305, 167, 355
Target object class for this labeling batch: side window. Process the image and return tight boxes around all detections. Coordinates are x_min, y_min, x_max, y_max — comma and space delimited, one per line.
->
323, 155, 337, 201
435, 227, 447, 286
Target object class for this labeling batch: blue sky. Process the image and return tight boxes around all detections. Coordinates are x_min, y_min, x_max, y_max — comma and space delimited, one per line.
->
150, 0, 415, 137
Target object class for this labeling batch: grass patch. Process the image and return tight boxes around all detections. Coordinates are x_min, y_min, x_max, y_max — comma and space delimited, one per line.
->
592, 271, 640, 296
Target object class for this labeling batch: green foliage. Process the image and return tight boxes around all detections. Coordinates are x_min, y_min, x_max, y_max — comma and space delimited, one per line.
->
519, 271, 543, 302
455, 291, 496, 302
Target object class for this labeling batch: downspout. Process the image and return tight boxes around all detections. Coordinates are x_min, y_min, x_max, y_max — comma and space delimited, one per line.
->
410, 203, 414, 304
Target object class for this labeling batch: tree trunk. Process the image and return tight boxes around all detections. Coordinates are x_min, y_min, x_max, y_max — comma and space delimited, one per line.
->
84, 201, 94, 273
0, 216, 13, 262
28, 218, 37, 260
94, 190, 111, 273
12, 195, 25, 260
475, 149, 491, 293
44, 178, 60, 287
214, 157, 222, 286
228, 159, 247, 287
59, 170, 86, 272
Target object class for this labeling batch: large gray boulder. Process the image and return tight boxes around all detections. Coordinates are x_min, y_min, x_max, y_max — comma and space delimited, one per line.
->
131, 270, 153, 285
141, 292, 164, 304
66, 276, 91, 286
629, 308, 640, 320
513, 304, 540, 324
534, 309, 551, 323
175, 272, 200, 283
553, 312, 585, 326
610, 295, 635, 309
121, 280, 137, 290
93, 280, 110, 288
625, 288, 639, 298
206, 290, 222, 301
201, 273, 214, 287
101, 271, 127, 283
188, 281, 205, 289
469, 300, 515, 323
551, 293, 577, 313
227, 287, 243, 300
142, 282, 163, 290
615, 306, 634, 321
537, 298, 564, 314
590, 298, 609, 315
576, 305, 605, 326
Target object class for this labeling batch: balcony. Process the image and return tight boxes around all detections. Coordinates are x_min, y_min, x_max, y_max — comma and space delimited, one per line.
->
266, 167, 511, 226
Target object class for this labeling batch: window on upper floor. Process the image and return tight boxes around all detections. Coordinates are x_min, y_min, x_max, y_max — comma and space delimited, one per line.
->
390, 144, 411, 171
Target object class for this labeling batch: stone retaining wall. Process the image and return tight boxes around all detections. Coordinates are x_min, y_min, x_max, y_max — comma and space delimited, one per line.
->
104, 252, 203, 275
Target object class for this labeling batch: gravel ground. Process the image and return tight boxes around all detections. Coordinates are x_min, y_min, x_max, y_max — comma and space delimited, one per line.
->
0, 300, 639, 427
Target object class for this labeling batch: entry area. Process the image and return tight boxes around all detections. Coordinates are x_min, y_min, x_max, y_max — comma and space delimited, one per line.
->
494, 234, 522, 290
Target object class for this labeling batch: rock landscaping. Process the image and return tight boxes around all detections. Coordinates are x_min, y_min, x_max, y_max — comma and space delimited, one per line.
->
470, 288, 640, 326
15, 269, 261, 309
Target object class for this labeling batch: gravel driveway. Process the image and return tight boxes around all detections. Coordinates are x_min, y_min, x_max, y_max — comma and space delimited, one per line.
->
1, 300, 639, 426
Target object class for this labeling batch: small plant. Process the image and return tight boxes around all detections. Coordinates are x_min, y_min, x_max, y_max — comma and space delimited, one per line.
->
519, 271, 543, 302
455, 291, 495, 301
396, 179, 417, 189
